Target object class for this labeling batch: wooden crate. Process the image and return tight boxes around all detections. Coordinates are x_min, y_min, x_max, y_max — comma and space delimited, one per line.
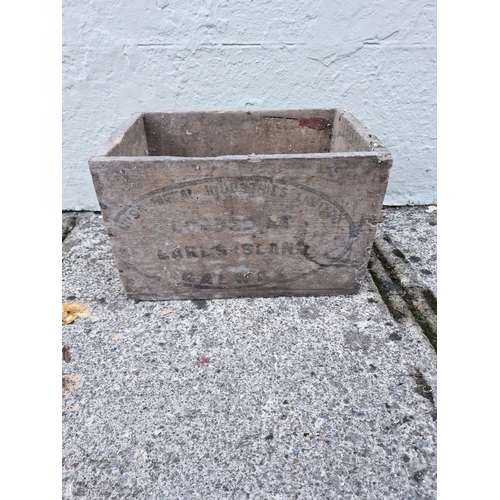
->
89, 109, 392, 300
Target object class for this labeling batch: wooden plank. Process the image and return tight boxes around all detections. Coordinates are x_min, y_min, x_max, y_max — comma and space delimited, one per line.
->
91, 113, 145, 157
107, 115, 149, 157
89, 149, 391, 300
143, 109, 334, 157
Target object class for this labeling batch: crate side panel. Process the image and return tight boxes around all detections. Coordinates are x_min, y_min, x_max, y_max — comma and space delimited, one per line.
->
331, 110, 373, 153
143, 110, 334, 157
107, 115, 149, 157
90, 155, 389, 300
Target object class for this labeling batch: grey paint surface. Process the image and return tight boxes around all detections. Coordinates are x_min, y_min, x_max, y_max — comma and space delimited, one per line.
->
63, 0, 436, 210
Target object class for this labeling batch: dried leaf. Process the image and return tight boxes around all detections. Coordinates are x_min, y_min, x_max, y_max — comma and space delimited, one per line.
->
62, 374, 82, 396
160, 309, 173, 316
293, 459, 299, 464
110, 333, 121, 341
62, 302, 91, 325
62, 345, 71, 363
378, 215, 385, 223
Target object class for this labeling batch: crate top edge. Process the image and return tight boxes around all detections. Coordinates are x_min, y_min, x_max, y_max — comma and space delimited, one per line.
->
89, 150, 392, 164
89, 109, 392, 161
141, 107, 337, 116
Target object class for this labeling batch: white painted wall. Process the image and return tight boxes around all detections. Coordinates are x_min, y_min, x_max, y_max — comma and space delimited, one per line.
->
63, 0, 436, 210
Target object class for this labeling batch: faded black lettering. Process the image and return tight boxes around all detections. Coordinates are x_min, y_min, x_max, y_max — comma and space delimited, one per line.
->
182, 271, 195, 283
205, 185, 219, 196
157, 250, 170, 260
200, 246, 211, 257
151, 196, 164, 205
185, 246, 198, 258
151, 193, 172, 205
114, 175, 358, 290
151, 194, 172, 205
234, 272, 250, 284
296, 241, 310, 255
213, 244, 228, 256
306, 196, 318, 207
281, 215, 293, 228
171, 247, 183, 259
117, 219, 132, 230
266, 215, 292, 229
241, 243, 253, 255
228, 217, 239, 231
200, 273, 213, 285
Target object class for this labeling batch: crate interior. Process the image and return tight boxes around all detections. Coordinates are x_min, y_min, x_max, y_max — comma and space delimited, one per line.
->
106, 109, 373, 158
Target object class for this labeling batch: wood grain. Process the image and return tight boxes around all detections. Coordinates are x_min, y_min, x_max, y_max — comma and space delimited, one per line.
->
89, 109, 392, 300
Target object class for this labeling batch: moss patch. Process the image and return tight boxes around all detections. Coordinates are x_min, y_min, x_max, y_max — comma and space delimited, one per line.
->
422, 289, 437, 315
392, 248, 407, 261
367, 260, 405, 322
372, 243, 437, 352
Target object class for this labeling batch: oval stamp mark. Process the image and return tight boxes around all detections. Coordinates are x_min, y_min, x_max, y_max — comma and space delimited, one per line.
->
113, 176, 359, 290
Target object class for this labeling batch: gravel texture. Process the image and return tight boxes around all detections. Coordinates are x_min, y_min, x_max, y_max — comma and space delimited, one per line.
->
62, 212, 437, 499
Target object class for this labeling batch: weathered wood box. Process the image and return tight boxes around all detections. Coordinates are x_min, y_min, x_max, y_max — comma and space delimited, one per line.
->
89, 109, 392, 300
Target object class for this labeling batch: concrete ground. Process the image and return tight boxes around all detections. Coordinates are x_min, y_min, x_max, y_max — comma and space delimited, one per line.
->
62, 206, 437, 500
